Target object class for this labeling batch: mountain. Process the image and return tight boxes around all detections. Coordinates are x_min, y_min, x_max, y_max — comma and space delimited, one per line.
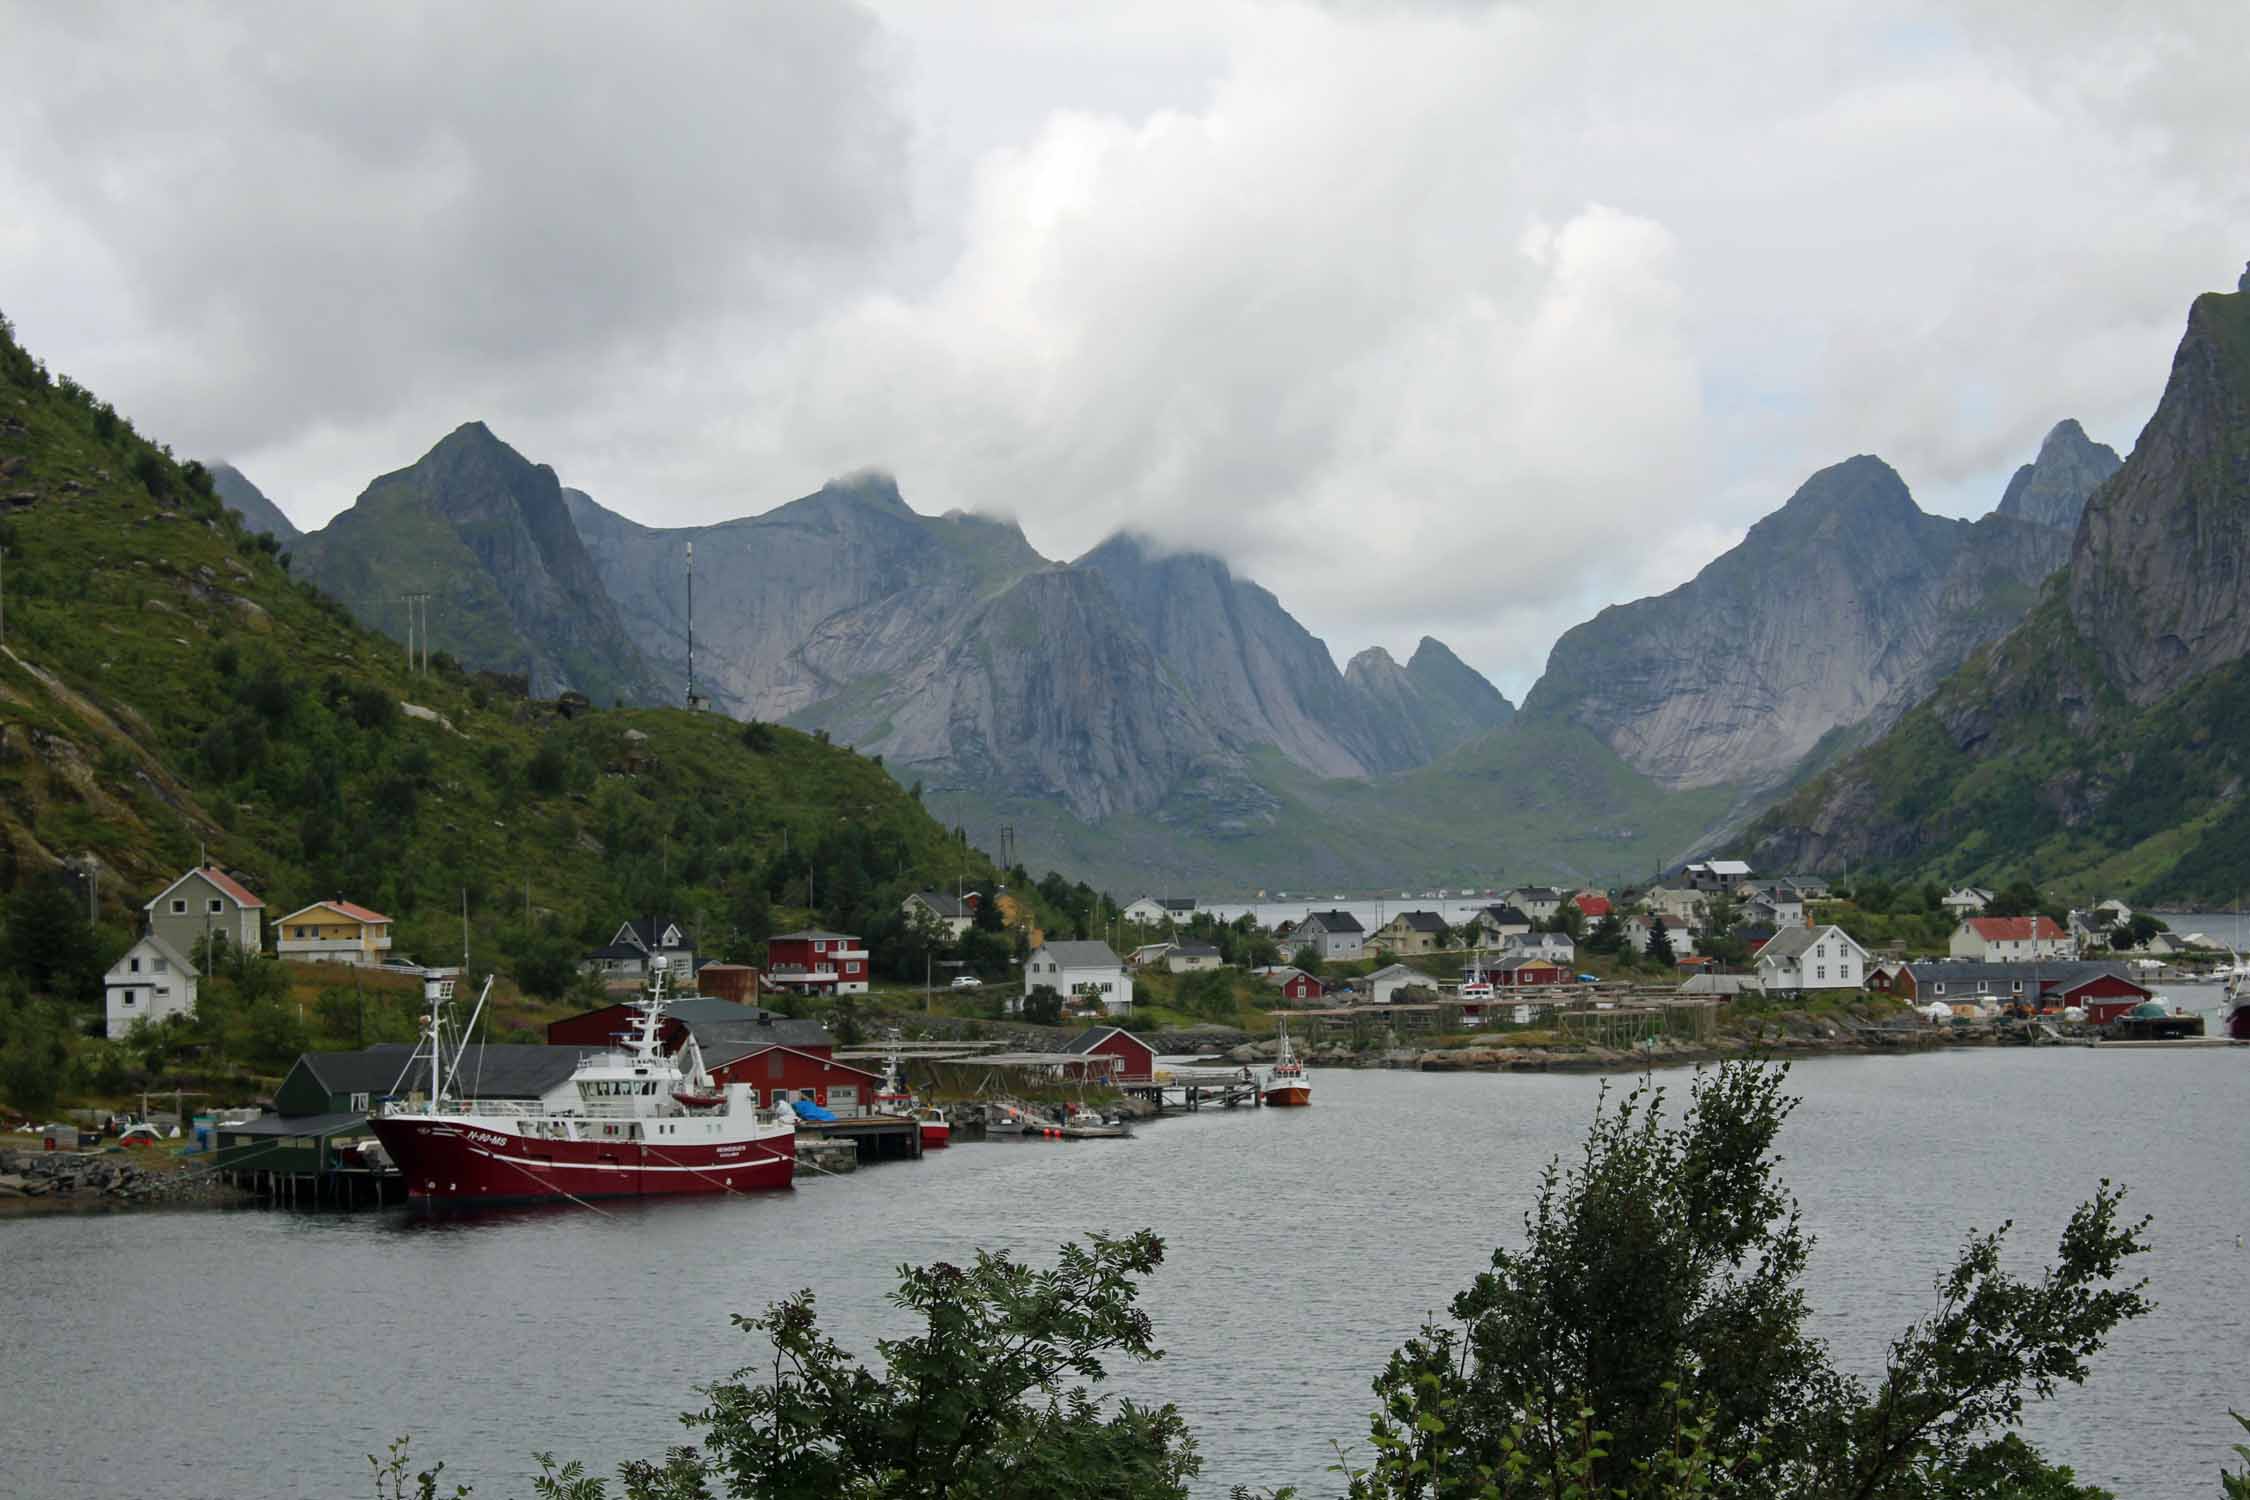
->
293, 423, 660, 704
1342, 638, 1516, 768
206, 463, 299, 541
564, 474, 1045, 719
1073, 535, 1510, 776
1746, 274, 2250, 901
1520, 448, 2088, 793
0, 317, 1001, 994
1995, 420, 2121, 530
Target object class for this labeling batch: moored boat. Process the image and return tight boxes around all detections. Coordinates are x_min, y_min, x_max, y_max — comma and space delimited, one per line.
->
1263, 1025, 1312, 1107
370, 969, 796, 1206
914, 1105, 951, 1148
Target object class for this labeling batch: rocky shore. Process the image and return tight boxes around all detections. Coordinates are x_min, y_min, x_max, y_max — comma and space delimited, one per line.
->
0, 1147, 254, 1214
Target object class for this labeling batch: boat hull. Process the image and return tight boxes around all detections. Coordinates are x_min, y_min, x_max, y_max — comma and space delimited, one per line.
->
1263, 1083, 1312, 1107
2227, 1003, 2250, 1042
371, 1117, 795, 1204
919, 1123, 951, 1148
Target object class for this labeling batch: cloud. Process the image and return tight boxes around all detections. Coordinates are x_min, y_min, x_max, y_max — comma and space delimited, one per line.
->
2, 0, 2246, 699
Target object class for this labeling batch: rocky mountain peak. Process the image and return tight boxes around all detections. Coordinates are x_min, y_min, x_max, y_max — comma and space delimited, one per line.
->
205, 462, 299, 542
2068, 281, 2250, 705
1994, 418, 2122, 531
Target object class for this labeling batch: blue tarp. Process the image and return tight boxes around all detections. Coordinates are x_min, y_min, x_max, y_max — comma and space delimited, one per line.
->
790, 1099, 839, 1122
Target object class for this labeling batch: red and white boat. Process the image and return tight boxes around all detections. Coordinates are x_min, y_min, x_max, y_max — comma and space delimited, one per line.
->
1263, 1026, 1312, 1107
872, 1050, 951, 1148
914, 1105, 952, 1149
370, 969, 796, 1206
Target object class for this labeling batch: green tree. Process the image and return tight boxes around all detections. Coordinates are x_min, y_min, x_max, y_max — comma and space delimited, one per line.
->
3, 873, 104, 1003
1291, 944, 1324, 978
1551, 898, 1585, 939
531, 1231, 1201, 1500
0, 986, 71, 1116
1341, 1063, 2147, 1500
1645, 913, 1677, 966
1021, 984, 1065, 1026
514, 937, 580, 1003
1583, 912, 1625, 955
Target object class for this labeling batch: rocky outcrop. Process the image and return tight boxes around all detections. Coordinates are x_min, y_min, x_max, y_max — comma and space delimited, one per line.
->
294, 423, 658, 704
2068, 288, 2250, 706
1995, 420, 2121, 531
1521, 446, 2080, 792
207, 463, 299, 542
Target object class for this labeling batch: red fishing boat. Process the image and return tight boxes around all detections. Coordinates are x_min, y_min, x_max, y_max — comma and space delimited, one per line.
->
370, 970, 795, 1206
1262, 1025, 1312, 1107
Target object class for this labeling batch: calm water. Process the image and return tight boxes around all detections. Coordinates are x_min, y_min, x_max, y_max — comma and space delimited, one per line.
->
4, 1052, 2246, 1499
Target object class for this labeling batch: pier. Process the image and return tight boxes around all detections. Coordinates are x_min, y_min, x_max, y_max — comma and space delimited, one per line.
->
1128, 1068, 1263, 1113
794, 1112, 924, 1162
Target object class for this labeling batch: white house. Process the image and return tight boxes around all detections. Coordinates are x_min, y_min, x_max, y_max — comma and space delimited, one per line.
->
1165, 942, 1224, 974
1941, 887, 1995, 916
1625, 914, 1696, 957
901, 890, 975, 941
1122, 896, 1197, 925
1290, 910, 1365, 961
1948, 916, 2074, 962
1367, 963, 1441, 1005
1754, 924, 1868, 994
1644, 885, 1705, 927
1020, 940, 1133, 1016
145, 865, 264, 966
104, 933, 197, 1038
1744, 892, 1803, 929
1504, 931, 1576, 965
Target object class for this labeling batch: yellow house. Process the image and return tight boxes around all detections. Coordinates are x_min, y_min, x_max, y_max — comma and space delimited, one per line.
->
274, 900, 394, 966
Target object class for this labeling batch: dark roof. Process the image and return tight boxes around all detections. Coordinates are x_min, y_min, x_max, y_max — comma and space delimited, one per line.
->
1033, 939, 1125, 967
620, 915, 692, 949
1394, 911, 1446, 932
770, 929, 859, 942
1735, 923, 1780, 945
1158, 897, 1197, 912
1064, 1026, 1150, 1055
584, 943, 645, 961
908, 890, 973, 918
1171, 942, 1221, 957
686, 1012, 835, 1052
1304, 909, 1364, 933
1508, 886, 1564, 901
1479, 904, 1531, 926
222, 1111, 371, 1137
1491, 953, 1566, 972
294, 1044, 580, 1101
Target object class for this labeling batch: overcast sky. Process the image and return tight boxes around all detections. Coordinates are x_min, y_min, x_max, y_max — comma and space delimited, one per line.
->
4, 1, 2246, 698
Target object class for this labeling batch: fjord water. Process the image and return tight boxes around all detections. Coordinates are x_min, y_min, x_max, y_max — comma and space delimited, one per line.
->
4, 1053, 2246, 1499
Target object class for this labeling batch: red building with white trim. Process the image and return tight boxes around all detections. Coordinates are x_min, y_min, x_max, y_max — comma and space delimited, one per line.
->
704, 1043, 883, 1113
1064, 1025, 1156, 1083
764, 930, 870, 995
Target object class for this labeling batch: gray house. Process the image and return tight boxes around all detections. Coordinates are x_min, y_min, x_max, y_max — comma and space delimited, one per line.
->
1291, 910, 1365, 961
145, 865, 265, 965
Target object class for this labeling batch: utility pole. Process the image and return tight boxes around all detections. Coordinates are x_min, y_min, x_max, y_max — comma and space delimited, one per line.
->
1, 544, 8, 648
402, 593, 415, 669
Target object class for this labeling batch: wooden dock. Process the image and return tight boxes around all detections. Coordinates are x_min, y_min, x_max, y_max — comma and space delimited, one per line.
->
794, 1113, 923, 1162
1129, 1068, 1263, 1113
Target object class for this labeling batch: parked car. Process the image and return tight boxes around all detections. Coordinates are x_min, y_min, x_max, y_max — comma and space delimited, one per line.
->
949, 975, 984, 990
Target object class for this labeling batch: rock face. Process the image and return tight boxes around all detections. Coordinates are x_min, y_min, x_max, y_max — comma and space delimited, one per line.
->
2068, 289, 2250, 706
1746, 277, 2250, 898
1995, 420, 2122, 531
566, 475, 1044, 718
1521, 447, 2084, 792
207, 463, 299, 542
294, 423, 658, 703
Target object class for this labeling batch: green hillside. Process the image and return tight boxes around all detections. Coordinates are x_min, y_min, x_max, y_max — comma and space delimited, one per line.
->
0, 311, 1012, 1065
931, 716, 1738, 896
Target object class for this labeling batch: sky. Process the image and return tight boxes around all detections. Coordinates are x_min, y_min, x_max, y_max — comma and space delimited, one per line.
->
3, 0, 2246, 699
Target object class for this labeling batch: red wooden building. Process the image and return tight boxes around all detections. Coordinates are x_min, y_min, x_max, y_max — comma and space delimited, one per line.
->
1275, 969, 1326, 1002
1882, 962, 2151, 1018
1064, 1025, 1156, 1083
764, 930, 870, 995
547, 997, 832, 1058
696, 963, 758, 1005
1491, 956, 1569, 988
704, 1043, 883, 1113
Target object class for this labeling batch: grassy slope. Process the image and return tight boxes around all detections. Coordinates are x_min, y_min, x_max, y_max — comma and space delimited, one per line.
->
0, 316, 1006, 984
925, 716, 1737, 897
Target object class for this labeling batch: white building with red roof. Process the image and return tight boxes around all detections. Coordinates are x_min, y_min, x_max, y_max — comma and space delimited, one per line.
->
274, 898, 395, 966
1948, 914, 2074, 962
145, 865, 265, 965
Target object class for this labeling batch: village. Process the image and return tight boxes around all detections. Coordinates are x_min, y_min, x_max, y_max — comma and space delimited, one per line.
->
5, 854, 2240, 1210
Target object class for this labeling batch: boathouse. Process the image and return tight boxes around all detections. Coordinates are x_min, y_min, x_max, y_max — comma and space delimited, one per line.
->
1879, 961, 2150, 1015
1063, 1025, 1156, 1083
703, 1044, 883, 1114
